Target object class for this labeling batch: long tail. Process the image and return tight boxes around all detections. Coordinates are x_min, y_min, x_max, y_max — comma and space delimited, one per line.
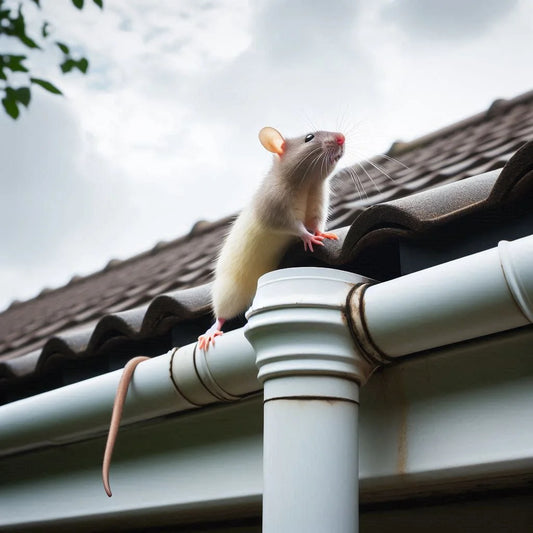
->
102, 356, 150, 497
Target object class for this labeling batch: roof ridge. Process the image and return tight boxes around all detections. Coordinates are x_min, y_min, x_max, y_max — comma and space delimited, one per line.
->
387, 89, 533, 157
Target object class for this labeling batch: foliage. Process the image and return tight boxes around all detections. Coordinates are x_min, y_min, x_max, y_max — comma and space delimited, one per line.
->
0, 0, 103, 119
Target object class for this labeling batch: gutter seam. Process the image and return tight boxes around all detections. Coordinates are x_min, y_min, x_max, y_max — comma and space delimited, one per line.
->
169, 346, 203, 407
193, 343, 241, 402
498, 240, 533, 322
345, 282, 391, 368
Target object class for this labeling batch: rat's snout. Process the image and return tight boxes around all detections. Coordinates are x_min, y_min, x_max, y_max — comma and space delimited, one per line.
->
326, 132, 345, 165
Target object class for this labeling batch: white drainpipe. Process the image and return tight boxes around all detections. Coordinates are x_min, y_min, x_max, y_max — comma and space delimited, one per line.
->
245, 268, 374, 533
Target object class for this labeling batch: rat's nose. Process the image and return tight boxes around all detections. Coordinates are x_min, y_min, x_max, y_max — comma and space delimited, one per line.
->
336, 133, 345, 146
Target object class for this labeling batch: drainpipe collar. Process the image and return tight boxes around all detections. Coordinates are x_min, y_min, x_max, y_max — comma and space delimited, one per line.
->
245, 267, 376, 402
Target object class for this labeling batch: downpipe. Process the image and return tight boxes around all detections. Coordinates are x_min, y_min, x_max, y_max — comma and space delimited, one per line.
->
245, 268, 375, 533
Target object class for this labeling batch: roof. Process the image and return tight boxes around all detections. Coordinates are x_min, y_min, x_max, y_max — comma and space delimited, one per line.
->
1, 90, 533, 403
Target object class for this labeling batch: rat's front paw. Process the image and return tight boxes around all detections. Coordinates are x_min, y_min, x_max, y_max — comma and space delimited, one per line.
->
300, 232, 325, 253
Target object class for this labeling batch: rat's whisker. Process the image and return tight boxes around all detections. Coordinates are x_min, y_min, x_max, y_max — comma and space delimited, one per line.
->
296, 150, 323, 189
288, 147, 320, 181
362, 158, 396, 185
376, 152, 409, 169
342, 167, 366, 201
356, 161, 382, 194
292, 148, 323, 186
301, 110, 318, 134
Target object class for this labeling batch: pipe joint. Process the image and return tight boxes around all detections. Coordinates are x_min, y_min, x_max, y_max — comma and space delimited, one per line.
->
245, 268, 376, 400
170, 343, 238, 406
346, 282, 390, 367
169, 329, 259, 406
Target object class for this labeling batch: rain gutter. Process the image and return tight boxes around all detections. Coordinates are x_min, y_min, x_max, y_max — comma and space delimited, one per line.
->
349, 235, 533, 363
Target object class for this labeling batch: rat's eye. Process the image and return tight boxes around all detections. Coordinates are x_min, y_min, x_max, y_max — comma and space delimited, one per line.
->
304, 133, 315, 143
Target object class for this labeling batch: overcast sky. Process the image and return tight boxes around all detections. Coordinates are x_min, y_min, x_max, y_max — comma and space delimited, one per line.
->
0, 0, 532, 310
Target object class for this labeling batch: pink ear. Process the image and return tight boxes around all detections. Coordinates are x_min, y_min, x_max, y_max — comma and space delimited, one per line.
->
258, 127, 285, 155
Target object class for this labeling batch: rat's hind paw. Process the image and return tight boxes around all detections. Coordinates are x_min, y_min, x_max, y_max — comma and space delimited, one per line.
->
198, 330, 223, 351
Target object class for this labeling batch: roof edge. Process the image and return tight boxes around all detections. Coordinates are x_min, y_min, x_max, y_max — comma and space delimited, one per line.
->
387, 89, 533, 157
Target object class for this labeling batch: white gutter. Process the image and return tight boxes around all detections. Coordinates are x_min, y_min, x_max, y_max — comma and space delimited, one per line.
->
0, 235, 532, 530
349, 236, 533, 362
0, 330, 258, 457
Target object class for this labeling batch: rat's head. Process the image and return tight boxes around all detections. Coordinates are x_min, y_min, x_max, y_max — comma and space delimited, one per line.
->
259, 126, 345, 185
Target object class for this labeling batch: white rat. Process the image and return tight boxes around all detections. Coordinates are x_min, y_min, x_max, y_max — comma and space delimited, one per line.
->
198, 126, 345, 349
102, 126, 345, 496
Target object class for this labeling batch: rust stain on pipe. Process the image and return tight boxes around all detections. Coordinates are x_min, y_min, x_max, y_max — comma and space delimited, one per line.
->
394, 368, 409, 475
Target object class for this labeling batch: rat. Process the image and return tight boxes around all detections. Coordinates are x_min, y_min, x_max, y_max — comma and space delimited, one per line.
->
102, 126, 345, 496
198, 126, 345, 349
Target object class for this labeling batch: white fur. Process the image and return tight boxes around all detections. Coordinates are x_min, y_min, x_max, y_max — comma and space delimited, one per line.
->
212, 206, 293, 319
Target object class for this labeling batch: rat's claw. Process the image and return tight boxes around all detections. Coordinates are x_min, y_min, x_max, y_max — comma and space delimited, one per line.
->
198, 330, 223, 351
314, 230, 338, 241
198, 335, 206, 350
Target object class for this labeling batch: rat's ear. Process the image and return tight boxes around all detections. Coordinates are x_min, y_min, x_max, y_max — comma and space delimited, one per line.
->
259, 127, 285, 155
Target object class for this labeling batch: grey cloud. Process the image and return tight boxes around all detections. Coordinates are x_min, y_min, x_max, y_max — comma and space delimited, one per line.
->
189, 0, 376, 131
1, 96, 86, 265
252, 0, 360, 65
382, 0, 519, 41
0, 94, 125, 268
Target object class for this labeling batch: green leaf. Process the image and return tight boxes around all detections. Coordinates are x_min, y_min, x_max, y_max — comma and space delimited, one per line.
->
72, 0, 84, 9
19, 33, 40, 49
11, 8, 41, 49
56, 41, 70, 54
30, 0, 41, 7
2, 95, 19, 119
77, 57, 89, 73
60, 58, 76, 73
14, 87, 31, 107
61, 57, 89, 74
5, 55, 29, 73
93, 0, 103, 8
41, 21, 50, 38
30, 77, 63, 95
